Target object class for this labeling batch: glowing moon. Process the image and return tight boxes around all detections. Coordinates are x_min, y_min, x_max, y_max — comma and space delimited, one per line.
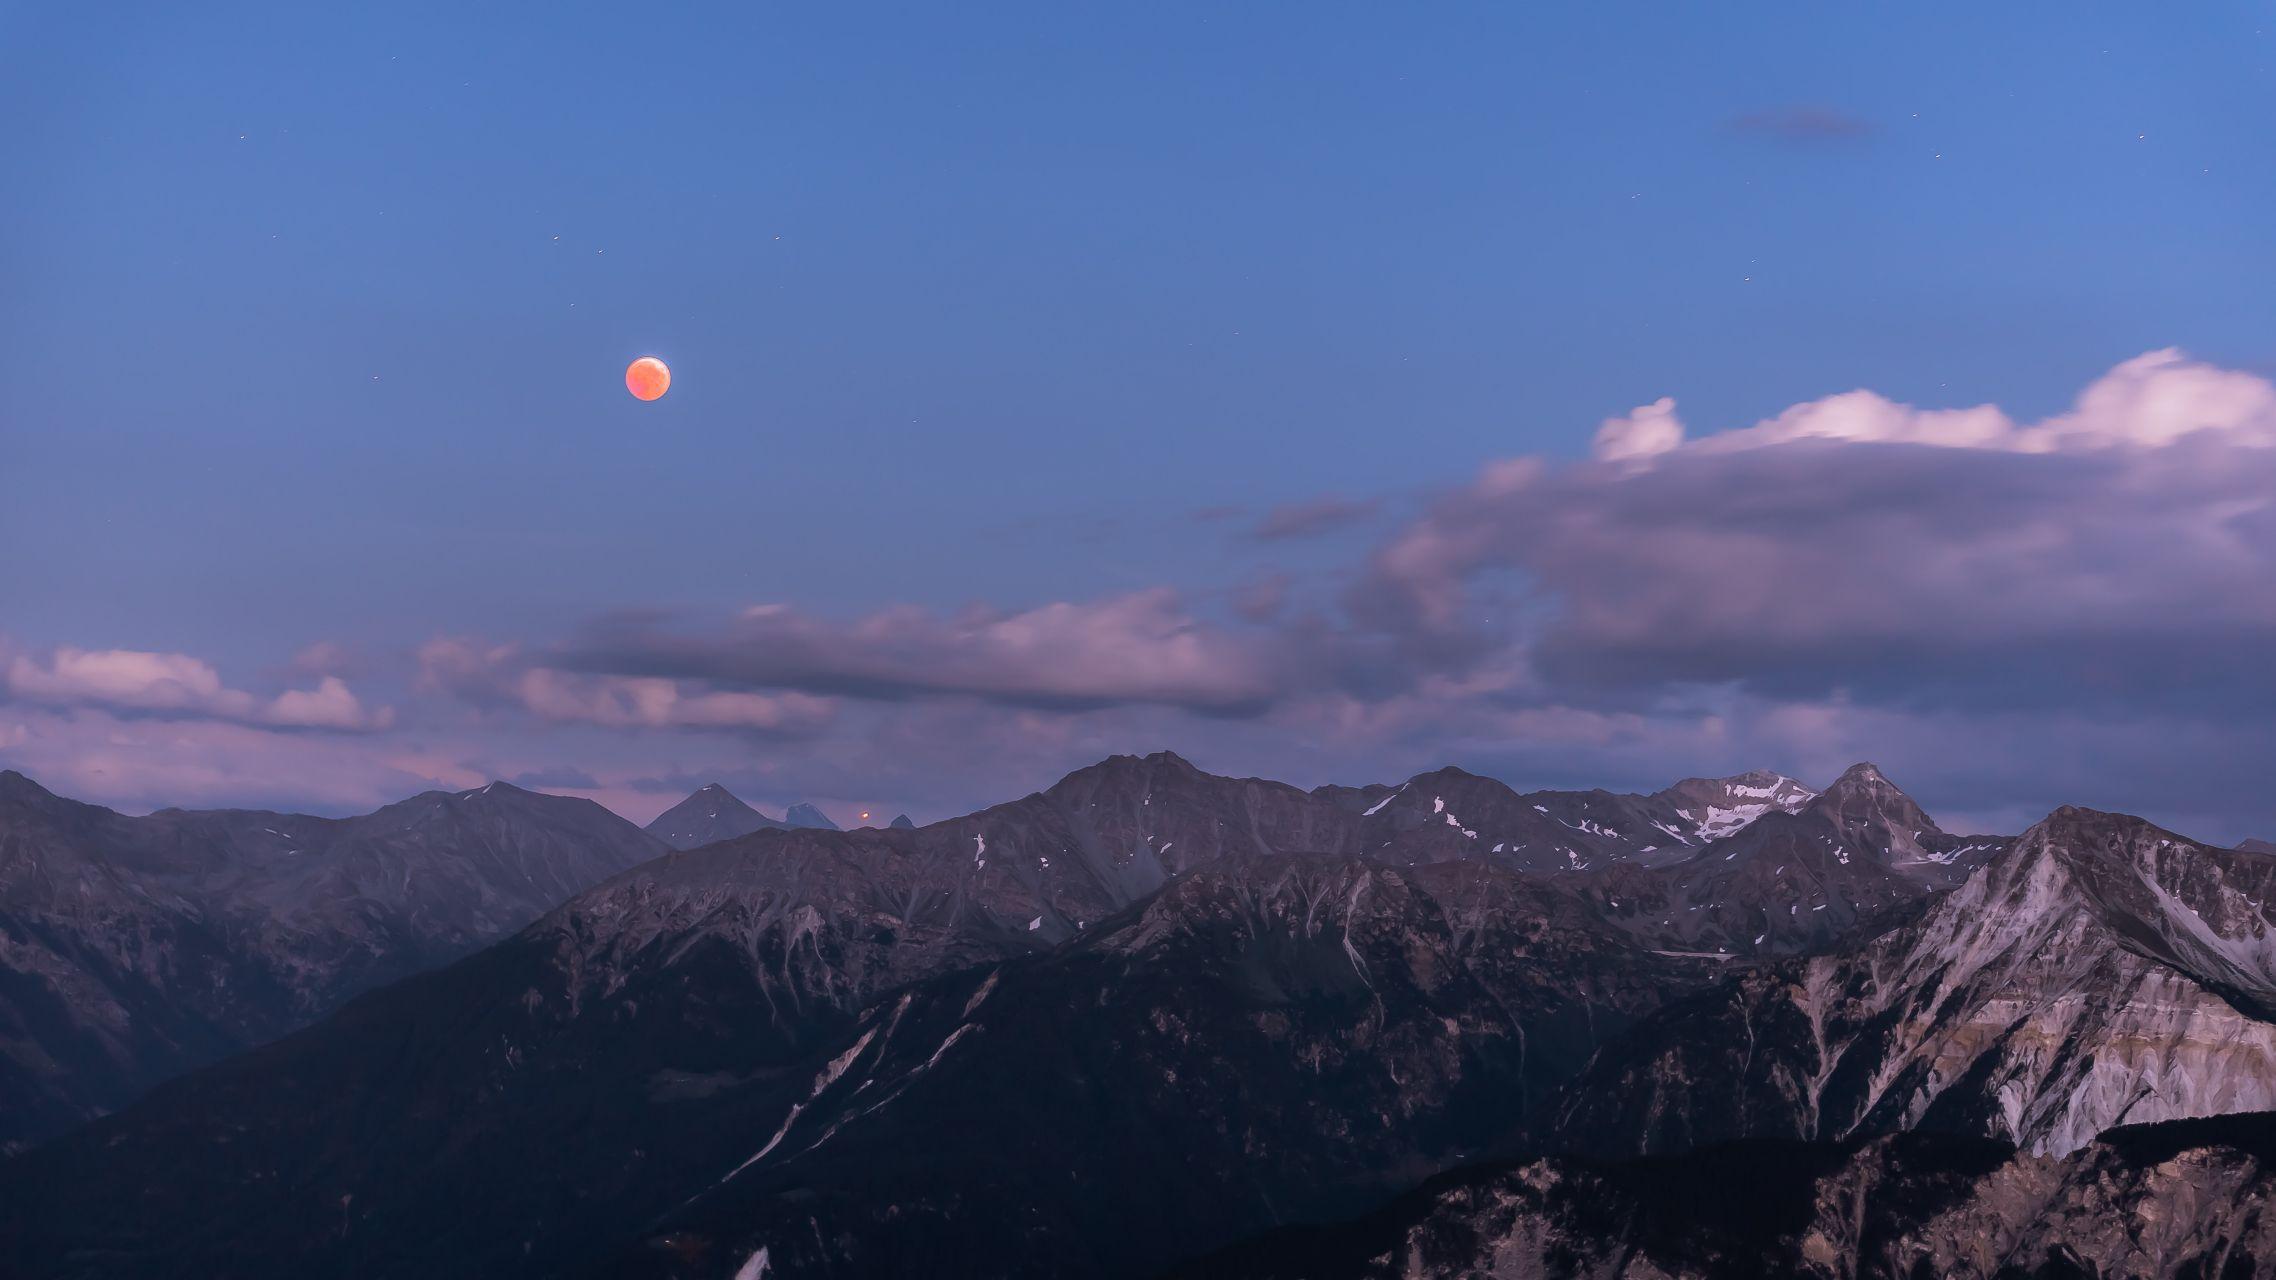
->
625, 356, 671, 401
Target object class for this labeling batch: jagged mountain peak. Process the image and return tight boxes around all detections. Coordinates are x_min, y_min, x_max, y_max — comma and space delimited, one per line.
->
2007, 807, 2276, 1006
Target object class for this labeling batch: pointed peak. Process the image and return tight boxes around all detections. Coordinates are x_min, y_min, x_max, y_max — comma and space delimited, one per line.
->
889, 813, 916, 830
643, 784, 784, 848
2240, 838, 2276, 856
1825, 762, 1892, 792
1406, 764, 1490, 786
0, 769, 92, 819
782, 802, 839, 831
438, 781, 530, 804
657, 784, 760, 813
1803, 763, 1943, 848
0, 768, 52, 798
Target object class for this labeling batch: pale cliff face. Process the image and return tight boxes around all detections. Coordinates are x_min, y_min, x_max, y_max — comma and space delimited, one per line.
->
1556, 807, 2276, 1159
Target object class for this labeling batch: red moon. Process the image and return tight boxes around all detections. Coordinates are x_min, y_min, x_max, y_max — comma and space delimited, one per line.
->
625, 357, 671, 401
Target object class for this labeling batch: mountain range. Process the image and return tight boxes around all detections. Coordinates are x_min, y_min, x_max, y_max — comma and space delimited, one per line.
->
0, 753, 2271, 1278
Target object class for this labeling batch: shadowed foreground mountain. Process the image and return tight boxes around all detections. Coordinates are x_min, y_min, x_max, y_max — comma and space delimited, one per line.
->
1, 752, 2263, 1279
0, 772, 665, 1153
1177, 1113, 2276, 1279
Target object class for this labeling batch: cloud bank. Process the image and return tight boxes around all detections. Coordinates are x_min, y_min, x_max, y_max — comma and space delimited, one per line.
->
7, 351, 2272, 840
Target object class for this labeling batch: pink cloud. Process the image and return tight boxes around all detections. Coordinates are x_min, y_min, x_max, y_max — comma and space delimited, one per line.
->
1250, 496, 1382, 541
514, 670, 835, 733
4, 646, 393, 731
553, 588, 1292, 715
1355, 350, 2276, 715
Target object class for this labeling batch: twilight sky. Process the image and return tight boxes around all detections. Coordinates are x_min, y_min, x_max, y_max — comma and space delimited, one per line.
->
4, 3, 2274, 840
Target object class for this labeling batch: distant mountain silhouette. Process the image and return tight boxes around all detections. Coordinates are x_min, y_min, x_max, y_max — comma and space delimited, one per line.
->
643, 784, 786, 850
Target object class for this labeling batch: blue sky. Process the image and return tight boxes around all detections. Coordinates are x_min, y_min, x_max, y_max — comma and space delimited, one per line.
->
4, 3, 2274, 837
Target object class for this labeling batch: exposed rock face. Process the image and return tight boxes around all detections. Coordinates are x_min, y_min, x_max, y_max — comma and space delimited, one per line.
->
1555, 807, 2276, 1159
1177, 1114, 2276, 1280
887, 813, 915, 830
0, 772, 666, 1152
643, 784, 786, 850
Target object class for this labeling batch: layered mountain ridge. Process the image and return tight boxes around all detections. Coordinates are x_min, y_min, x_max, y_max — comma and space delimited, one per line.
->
5, 752, 2265, 1279
1180, 1114, 2276, 1280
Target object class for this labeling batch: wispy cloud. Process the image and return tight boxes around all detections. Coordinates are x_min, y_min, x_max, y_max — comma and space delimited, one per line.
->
1250, 496, 1383, 542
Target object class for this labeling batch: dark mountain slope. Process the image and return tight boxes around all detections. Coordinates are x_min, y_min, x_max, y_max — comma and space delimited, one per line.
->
592, 856, 1712, 1280
0, 849, 1707, 1279
0, 772, 666, 1151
